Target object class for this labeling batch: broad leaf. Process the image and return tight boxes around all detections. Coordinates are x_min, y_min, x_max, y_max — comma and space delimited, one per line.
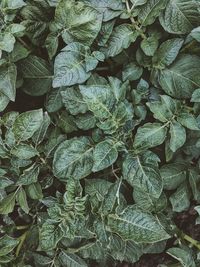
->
53, 137, 93, 180
107, 206, 170, 243
12, 109, 43, 142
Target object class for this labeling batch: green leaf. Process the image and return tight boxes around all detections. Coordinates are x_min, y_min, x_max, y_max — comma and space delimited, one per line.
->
5, 0, 26, 9
12, 109, 43, 142
57, 111, 78, 134
26, 182, 43, 200
40, 222, 64, 251
140, 36, 159, 56
74, 113, 96, 130
53, 43, 97, 88
53, 137, 93, 180
79, 84, 115, 119
147, 95, 178, 122
54, 0, 102, 46
133, 122, 168, 150
107, 206, 170, 243
58, 251, 88, 267
61, 87, 88, 115
169, 183, 190, 212
100, 24, 138, 57
177, 112, 200, 130
160, 0, 200, 34
11, 144, 38, 159
45, 33, 59, 59
32, 112, 51, 145
0, 63, 17, 101
0, 235, 19, 257
82, 0, 124, 21
153, 38, 184, 67
109, 234, 143, 263
0, 192, 16, 214
17, 164, 40, 185
138, 0, 168, 26
45, 88, 63, 113
123, 153, 163, 198
169, 120, 186, 152
19, 55, 53, 96
0, 33, 15, 52
93, 139, 118, 172
167, 247, 196, 267
122, 62, 143, 81
133, 189, 167, 212
189, 169, 200, 202
130, 0, 147, 7
0, 92, 9, 112
155, 55, 200, 98
190, 26, 200, 42
16, 187, 29, 213
160, 163, 187, 190
191, 88, 200, 102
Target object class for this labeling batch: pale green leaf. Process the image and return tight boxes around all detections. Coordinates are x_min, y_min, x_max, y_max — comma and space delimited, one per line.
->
160, 0, 200, 34
54, 0, 102, 46
133, 122, 167, 150
53, 137, 93, 180
123, 154, 163, 198
107, 206, 170, 243
100, 24, 138, 57
169, 120, 186, 152
92, 139, 118, 172
160, 163, 187, 190
156, 55, 200, 98
138, 0, 168, 26
0, 63, 17, 101
12, 109, 43, 142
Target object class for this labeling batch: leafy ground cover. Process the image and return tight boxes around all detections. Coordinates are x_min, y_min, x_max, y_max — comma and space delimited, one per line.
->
1, 0, 200, 266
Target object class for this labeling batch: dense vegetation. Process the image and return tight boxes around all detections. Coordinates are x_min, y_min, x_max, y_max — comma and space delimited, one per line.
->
1, 0, 200, 266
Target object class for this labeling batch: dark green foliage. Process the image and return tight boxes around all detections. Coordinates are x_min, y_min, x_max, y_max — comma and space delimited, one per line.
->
1, 0, 200, 266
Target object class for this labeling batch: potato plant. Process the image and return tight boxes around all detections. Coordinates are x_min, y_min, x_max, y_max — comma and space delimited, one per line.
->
1, 0, 200, 266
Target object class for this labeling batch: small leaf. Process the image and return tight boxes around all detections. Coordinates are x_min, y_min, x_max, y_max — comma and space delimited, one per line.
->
169, 183, 190, 212
11, 144, 38, 159
191, 88, 200, 102
58, 251, 88, 267
12, 109, 43, 142
141, 36, 158, 56
160, 163, 187, 190
0, 192, 16, 214
0, 235, 19, 257
53, 137, 93, 180
133, 122, 167, 150
153, 38, 184, 67
54, 0, 102, 46
177, 112, 200, 130
93, 139, 118, 172
169, 120, 186, 152
16, 187, 29, 214
19, 55, 53, 96
122, 62, 143, 81
100, 24, 138, 57
53, 43, 97, 88
40, 222, 64, 251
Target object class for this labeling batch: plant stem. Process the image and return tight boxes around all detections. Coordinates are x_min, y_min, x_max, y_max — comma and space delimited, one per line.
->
125, 0, 146, 39
181, 232, 200, 250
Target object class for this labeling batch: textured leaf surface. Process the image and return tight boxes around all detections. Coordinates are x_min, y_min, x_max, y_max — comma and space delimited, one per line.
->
53, 137, 93, 180
54, 0, 102, 46
108, 206, 170, 243
12, 109, 43, 142
160, 0, 200, 34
